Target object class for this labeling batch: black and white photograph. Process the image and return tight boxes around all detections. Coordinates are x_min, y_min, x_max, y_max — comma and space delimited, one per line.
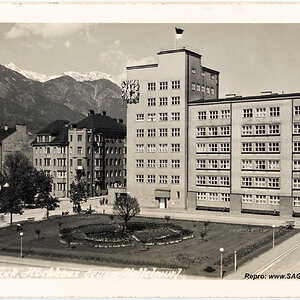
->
0, 2, 300, 297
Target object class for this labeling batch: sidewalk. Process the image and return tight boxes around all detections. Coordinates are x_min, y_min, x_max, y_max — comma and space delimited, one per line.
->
225, 231, 300, 279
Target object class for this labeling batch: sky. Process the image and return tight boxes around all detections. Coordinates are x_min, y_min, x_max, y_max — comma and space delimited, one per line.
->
1, 23, 300, 97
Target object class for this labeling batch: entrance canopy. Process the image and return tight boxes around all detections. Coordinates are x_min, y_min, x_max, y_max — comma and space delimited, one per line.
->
155, 189, 171, 198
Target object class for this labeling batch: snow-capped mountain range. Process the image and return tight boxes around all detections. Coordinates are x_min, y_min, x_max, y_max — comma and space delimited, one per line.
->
5, 63, 119, 86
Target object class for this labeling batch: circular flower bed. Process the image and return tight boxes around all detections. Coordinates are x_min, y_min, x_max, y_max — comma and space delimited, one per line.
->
59, 221, 194, 248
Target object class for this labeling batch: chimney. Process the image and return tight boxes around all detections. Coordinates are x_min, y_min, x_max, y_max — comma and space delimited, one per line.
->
4, 125, 8, 131
118, 119, 123, 124
88, 110, 95, 116
16, 124, 26, 133
102, 111, 106, 116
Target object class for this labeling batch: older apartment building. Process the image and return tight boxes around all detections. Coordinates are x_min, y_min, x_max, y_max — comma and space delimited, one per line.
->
124, 46, 300, 218
32, 112, 126, 198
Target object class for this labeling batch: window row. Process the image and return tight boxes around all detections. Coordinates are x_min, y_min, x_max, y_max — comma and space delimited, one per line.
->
147, 81, 181, 91
196, 159, 230, 170
136, 128, 181, 138
241, 159, 280, 171
136, 174, 180, 184
242, 194, 280, 205
243, 107, 280, 118
196, 143, 230, 153
241, 177, 280, 189
242, 142, 280, 153
191, 69, 215, 80
191, 83, 215, 95
241, 124, 280, 136
105, 170, 123, 178
136, 143, 180, 153
198, 109, 230, 120
34, 146, 67, 155
147, 97, 181, 107
197, 192, 230, 202
105, 158, 122, 166
196, 175, 230, 186
197, 126, 230, 137
136, 112, 180, 122
135, 159, 180, 168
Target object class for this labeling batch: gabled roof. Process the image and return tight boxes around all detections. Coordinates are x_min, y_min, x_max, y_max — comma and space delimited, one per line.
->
76, 114, 126, 138
0, 128, 16, 142
36, 120, 69, 135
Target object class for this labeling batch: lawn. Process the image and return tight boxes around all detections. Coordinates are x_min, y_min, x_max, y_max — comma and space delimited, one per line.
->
0, 214, 297, 277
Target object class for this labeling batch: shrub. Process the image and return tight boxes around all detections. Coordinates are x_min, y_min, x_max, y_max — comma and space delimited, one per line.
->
203, 266, 215, 273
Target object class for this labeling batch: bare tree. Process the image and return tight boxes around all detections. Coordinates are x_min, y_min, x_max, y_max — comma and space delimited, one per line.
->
113, 194, 140, 225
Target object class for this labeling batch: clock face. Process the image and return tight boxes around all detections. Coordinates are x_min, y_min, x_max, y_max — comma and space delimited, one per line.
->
121, 80, 140, 104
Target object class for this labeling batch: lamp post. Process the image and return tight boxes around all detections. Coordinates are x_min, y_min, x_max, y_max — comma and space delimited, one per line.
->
272, 225, 276, 248
220, 247, 224, 279
20, 232, 23, 258
234, 250, 237, 272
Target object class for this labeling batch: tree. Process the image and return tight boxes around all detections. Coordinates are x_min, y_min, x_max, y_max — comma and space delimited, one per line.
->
69, 172, 88, 213
204, 221, 209, 232
165, 215, 171, 224
35, 229, 41, 240
113, 194, 140, 225
0, 152, 36, 225
34, 170, 60, 219
200, 230, 207, 242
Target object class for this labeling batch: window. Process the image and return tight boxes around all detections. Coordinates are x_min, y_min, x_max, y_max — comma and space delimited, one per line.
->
136, 159, 144, 168
147, 159, 155, 168
77, 134, 83, 142
147, 113, 156, 122
208, 176, 218, 185
159, 175, 168, 184
77, 159, 82, 166
196, 159, 205, 169
242, 194, 253, 203
196, 176, 205, 185
159, 128, 168, 137
208, 160, 218, 169
210, 87, 215, 95
198, 111, 206, 120
206, 86, 210, 94
208, 127, 218, 136
201, 85, 205, 92
293, 178, 300, 189
254, 177, 266, 187
136, 129, 144, 138
159, 144, 168, 152
147, 175, 156, 183
136, 144, 144, 152
57, 183, 66, 191
220, 126, 230, 136
294, 160, 300, 170
255, 125, 266, 135
197, 127, 206, 137
44, 158, 51, 166
171, 80, 180, 89
208, 193, 219, 201
209, 111, 218, 119
57, 171, 66, 179
243, 108, 253, 118
69, 135, 73, 142
208, 143, 218, 152
159, 113, 168, 122
159, 159, 168, 168
268, 178, 280, 188
171, 96, 180, 105
268, 160, 280, 170
202, 72, 206, 77
147, 98, 156, 106
256, 107, 266, 117
269, 142, 280, 152
221, 110, 230, 119
220, 193, 230, 202
160, 81, 168, 90
171, 159, 180, 168
220, 160, 230, 169
197, 192, 207, 201
171, 143, 180, 152
294, 124, 300, 134
270, 107, 280, 117
191, 82, 196, 91
196, 143, 206, 152
147, 129, 156, 137
211, 74, 215, 79
191, 68, 196, 74
220, 143, 230, 152
295, 106, 300, 115
171, 112, 180, 121
171, 128, 180, 137
269, 124, 280, 135
171, 175, 180, 184
242, 160, 253, 169
147, 144, 156, 152
136, 175, 144, 183
293, 197, 300, 206
148, 82, 156, 91
241, 177, 252, 187
255, 195, 267, 204
255, 142, 266, 152
220, 176, 230, 186
159, 97, 168, 106
196, 84, 201, 92
242, 125, 253, 136
255, 160, 266, 170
